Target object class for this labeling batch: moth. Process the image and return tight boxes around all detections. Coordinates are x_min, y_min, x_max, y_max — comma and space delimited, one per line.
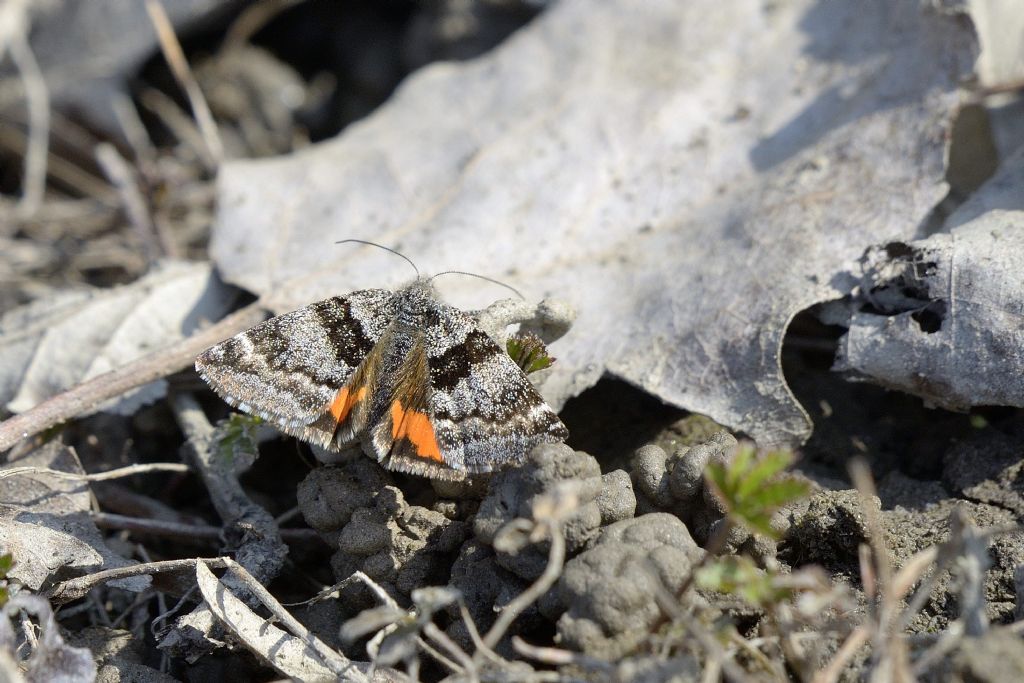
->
196, 276, 568, 480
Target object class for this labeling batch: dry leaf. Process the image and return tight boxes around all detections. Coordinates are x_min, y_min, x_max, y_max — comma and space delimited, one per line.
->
194, 562, 363, 682
0, 260, 234, 416
0, 439, 147, 594
0, 594, 96, 683
835, 147, 1024, 409
210, 0, 975, 446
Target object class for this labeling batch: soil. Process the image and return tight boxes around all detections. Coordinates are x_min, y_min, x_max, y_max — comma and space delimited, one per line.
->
1, 2, 1023, 682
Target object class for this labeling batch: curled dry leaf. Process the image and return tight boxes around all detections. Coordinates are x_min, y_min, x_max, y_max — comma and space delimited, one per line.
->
194, 561, 369, 682
0, 260, 234, 416
0, 594, 96, 683
836, 147, 1024, 409
211, 0, 975, 447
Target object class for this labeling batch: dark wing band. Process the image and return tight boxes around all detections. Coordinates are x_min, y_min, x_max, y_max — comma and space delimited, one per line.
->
424, 307, 568, 474
195, 289, 397, 446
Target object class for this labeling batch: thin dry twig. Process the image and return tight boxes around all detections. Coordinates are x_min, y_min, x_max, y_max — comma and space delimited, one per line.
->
0, 123, 115, 202
511, 636, 614, 672
112, 94, 159, 168
210, 558, 364, 681
812, 625, 870, 683
46, 557, 231, 605
0, 0, 49, 217
912, 621, 964, 678
422, 622, 473, 676
92, 511, 320, 544
849, 458, 913, 683
222, 0, 305, 53
158, 392, 286, 658
0, 301, 267, 453
145, 0, 224, 169
0, 462, 189, 481
481, 520, 566, 652
95, 142, 162, 263
651, 578, 756, 683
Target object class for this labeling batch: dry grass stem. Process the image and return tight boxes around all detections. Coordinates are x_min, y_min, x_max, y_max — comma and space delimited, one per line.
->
145, 0, 224, 168
0, 0, 50, 217
95, 142, 162, 263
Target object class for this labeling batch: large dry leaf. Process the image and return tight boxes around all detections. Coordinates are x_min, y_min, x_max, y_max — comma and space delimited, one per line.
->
0, 260, 233, 415
835, 146, 1024, 408
211, 0, 976, 447
0, 439, 147, 593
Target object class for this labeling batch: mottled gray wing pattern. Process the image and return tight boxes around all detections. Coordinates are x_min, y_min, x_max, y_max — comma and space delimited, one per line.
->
195, 289, 398, 445
423, 303, 569, 474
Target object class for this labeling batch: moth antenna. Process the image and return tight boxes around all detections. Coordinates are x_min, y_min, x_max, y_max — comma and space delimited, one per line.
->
429, 270, 524, 300
335, 238, 420, 278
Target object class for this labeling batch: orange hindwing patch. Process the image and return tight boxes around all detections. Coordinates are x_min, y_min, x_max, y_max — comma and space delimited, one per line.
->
390, 400, 443, 462
329, 385, 367, 423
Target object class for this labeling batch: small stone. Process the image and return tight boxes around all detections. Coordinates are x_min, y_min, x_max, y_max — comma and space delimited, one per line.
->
630, 444, 673, 507
596, 469, 636, 524
669, 431, 737, 503
336, 508, 390, 556
297, 460, 392, 534
552, 514, 703, 658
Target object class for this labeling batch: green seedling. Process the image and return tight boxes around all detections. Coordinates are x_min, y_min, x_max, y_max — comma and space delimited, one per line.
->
705, 444, 809, 539
507, 332, 556, 374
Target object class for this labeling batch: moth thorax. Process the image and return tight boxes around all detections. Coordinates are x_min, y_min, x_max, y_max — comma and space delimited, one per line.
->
396, 281, 435, 322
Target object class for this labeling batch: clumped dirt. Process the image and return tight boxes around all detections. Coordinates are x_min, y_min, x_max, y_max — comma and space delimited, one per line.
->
1, 2, 1024, 682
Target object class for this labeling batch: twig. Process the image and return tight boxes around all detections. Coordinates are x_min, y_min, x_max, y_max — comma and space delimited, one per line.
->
93, 482, 200, 523
274, 505, 303, 526
159, 392, 287, 658
92, 511, 319, 544
137, 87, 211, 164
481, 520, 565, 651
0, 1, 49, 217
416, 636, 463, 676
108, 589, 155, 630
952, 510, 990, 638
912, 621, 963, 677
0, 462, 189, 481
422, 622, 473, 676
145, 0, 224, 169
222, 0, 304, 53
511, 636, 613, 672
849, 458, 912, 683
651, 579, 755, 683
112, 94, 158, 168
0, 301, 267, 452
95, 142, 162, 264
458, 601, 506, 668
46, 557, 231, 605
344, 571, 401, 608
812, 626, 869, 683
0, 123, 115, 202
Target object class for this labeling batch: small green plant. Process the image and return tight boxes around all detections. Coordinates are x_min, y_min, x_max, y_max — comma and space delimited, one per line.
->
705, 444, 809, 538
506, 332, 556, 374
215, 413, 263, 466
0, 553, 14, 607
696, 555, 792, 607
